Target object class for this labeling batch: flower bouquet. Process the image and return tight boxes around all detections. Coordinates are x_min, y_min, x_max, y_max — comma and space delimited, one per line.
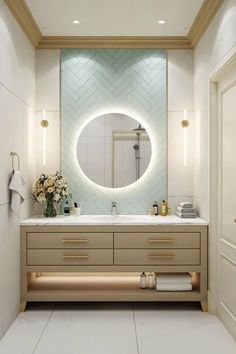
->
32, 172, 70, 217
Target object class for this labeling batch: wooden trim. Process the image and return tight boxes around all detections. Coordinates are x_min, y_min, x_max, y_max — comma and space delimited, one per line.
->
37, 36, 191, 49
4, 0, 42, 47
4, 0, 224, 49
188, 0, 224, 47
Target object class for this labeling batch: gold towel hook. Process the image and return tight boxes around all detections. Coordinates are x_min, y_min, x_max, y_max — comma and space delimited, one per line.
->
10, 152, 20, 171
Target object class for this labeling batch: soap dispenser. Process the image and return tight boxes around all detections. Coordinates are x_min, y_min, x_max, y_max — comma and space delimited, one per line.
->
111, 201, 117, 216
63, 200, 70, 216
160, 200, 168, 216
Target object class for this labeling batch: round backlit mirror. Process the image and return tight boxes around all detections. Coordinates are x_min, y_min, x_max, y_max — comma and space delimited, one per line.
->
76, 113, 151, 188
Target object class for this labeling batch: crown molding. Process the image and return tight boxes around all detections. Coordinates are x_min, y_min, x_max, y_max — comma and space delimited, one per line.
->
4, 0, 224, 49
4, 0, 42, 47
188, 0, 224, 47
37, 36, 192, 49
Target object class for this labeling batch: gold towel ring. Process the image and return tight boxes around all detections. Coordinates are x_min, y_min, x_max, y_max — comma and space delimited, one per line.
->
11, 152, 20, 171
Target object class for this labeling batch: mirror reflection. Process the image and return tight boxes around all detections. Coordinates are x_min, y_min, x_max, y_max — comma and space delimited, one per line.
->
77, 113, 151, 188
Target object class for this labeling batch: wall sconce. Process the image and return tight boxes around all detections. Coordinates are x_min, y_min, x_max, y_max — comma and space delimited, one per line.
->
181, 110, 190, 166
40, 110, 49, 166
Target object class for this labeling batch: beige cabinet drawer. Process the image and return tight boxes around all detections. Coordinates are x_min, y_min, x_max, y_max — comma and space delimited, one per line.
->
27, 233, 113, 249
114, 249, 200, 265
27, 249, 113, 266
114, 233, 200, 249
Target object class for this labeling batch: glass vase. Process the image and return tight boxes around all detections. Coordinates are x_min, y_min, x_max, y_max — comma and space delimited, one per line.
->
43, 195, 57, 217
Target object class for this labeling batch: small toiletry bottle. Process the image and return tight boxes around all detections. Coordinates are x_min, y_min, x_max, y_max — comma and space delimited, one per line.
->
149, 207, 155, 216
147, 273, 155, 289
64, 200, 70, 216
75, 202, 81, 216
112, 201, 117, 216
140, 272, 147, 289
160, 200, 168, 216
153, 201, 158, 215
70, 202, 76, 215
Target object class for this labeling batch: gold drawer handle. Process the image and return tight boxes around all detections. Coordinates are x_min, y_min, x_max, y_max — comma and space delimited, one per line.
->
62, 255, 89, 259
148, 239, 174, 243
148, 255, 174, 259
62, 239, 89, 243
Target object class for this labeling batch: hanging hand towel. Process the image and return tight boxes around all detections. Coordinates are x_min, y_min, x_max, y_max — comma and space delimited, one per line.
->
9, 170, 25, 213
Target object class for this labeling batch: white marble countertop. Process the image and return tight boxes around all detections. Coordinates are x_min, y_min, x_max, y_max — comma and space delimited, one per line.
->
21, 215, 208, 226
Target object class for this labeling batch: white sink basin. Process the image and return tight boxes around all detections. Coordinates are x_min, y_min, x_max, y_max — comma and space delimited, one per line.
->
71, 215, 147, 223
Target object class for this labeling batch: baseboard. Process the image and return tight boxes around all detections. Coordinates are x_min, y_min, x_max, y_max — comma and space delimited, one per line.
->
219, 302, 236, 339
0, 303, 19, 339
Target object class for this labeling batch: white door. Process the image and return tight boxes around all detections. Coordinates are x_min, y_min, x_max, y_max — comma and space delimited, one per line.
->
217, 62, 236, 338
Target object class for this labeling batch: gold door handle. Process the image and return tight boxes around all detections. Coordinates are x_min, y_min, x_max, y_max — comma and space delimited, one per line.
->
62, 255, 89, 259
148, 254, 174, 259
148, 239, 174, 243
62, 239, 89, 243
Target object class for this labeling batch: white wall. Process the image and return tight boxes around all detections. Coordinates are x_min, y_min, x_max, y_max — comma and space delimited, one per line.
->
168, 50, 194, 212
0, 0, 35, 338
35, 49, 195, 214
35, 49, 60, 177
194, 0, 236, 220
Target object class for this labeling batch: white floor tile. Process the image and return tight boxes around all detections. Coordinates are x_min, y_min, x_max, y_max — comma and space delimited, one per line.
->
34, 303, 138, 354
1, 303, 236, 354
0, 303, 54, 354
133, 303, 236, 354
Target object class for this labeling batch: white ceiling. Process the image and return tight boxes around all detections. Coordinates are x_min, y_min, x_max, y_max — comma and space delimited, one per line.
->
25, 0, 204, 37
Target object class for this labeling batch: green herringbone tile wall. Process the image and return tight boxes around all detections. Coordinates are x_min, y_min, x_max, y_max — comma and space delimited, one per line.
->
61, 49, 166, 214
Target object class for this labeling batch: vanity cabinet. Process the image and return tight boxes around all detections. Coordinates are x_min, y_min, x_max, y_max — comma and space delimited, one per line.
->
20, 223, 208, 312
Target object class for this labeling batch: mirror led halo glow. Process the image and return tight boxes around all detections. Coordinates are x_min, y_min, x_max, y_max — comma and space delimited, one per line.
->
74, 110, 155, 191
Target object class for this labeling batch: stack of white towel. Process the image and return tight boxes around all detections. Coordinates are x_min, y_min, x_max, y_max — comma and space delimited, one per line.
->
176, 201, 197, 218
156, 273, 192, 291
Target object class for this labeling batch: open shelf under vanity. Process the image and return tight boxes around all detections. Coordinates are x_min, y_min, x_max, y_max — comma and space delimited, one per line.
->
26, 272, 201, 302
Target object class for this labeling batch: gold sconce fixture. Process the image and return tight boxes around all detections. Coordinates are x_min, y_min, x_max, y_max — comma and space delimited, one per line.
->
181, 109, 190, 128
41, 109, 49, 128
181, 110, 189, 166
40, 119, 49, 128
181, 119, 189, 128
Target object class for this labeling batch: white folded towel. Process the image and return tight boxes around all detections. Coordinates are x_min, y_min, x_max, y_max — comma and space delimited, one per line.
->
177, 206, 196, 213
9, 170, 25, 213
179, 202, 193, 208
176, 211, 197, 218
156, 283, 192, 291
156, 273, 192, 284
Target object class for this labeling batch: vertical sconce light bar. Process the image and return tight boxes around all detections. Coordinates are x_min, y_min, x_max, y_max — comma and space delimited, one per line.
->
41, 110, 49, 167
181, 110, 189, 167
184, 127, 187, 166
43, 126, 46, 166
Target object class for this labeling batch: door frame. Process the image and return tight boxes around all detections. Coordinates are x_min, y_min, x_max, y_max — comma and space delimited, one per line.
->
209, 44, 236, 335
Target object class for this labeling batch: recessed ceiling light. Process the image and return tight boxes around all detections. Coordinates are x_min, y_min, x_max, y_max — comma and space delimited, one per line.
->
158, 20, 166, 24
73, 20, 80, 24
